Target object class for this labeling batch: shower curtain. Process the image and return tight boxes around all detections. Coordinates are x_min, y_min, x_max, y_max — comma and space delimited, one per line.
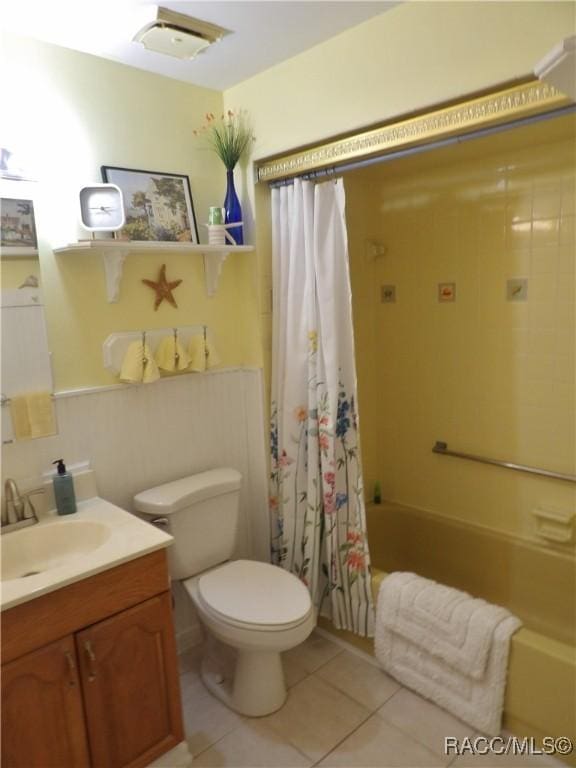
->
269, 178, 374, 636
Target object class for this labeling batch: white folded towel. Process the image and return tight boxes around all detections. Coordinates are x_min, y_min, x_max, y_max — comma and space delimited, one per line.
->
378, 571, 511, 680
375, 572, 521, 735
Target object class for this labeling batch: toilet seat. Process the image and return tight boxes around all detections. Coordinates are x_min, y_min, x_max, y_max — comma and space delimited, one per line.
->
190, 560, 313, 632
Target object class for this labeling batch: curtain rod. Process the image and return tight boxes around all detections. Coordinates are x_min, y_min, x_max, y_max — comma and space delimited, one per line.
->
268, 103, 576, 188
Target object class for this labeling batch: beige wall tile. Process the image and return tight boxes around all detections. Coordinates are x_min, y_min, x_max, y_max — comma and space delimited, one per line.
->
348, 121, 575, 542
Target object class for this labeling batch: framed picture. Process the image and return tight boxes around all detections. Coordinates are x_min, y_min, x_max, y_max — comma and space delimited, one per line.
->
1, 198, 38, 257
101, 166, 199, 243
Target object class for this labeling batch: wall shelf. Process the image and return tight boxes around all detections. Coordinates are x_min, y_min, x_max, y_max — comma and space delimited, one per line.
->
53, 240, 254, 302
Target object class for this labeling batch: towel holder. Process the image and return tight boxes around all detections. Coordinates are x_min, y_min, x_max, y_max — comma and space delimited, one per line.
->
103, 325, 214, 376
172, 327, 179, 367
202, 325, 209, 366
1, 393, 55, 407
141, 331, 148, 369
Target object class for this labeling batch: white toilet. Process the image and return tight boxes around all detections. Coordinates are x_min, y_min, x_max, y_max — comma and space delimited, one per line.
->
134, 468, 315, 716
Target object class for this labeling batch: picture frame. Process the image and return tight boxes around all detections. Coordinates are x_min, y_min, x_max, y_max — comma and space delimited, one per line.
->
101, 165, 199, 244
0, 198, 38, 257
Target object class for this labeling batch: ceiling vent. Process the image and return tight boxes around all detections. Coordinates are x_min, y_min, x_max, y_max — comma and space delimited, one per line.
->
133, 7, 230, 61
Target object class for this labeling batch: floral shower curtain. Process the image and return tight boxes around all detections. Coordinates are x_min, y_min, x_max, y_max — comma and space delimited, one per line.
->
269, 178, 374, 636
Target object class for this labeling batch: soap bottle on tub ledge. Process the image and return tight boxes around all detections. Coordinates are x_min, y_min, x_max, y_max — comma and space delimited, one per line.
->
52, 458, 77, 515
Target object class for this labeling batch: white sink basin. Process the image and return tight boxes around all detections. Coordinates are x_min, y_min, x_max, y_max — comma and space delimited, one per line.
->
1, 497, 172, 611
1, 519, 111, 581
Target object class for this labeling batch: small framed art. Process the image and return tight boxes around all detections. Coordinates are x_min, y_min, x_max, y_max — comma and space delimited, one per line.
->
0, 198, 38, 257
101, 165, 199, 243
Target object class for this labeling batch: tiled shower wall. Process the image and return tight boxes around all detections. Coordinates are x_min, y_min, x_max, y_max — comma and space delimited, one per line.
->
346, 116, 575, 544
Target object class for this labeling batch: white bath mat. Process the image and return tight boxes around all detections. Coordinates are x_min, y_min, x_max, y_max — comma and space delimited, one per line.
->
375, 572, 521, 735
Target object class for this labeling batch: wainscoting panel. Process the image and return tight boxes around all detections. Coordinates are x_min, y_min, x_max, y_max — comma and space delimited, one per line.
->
2, 369, 270, 650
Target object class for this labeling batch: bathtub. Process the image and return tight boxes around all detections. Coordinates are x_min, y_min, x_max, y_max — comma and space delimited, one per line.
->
319, 501, 576, 765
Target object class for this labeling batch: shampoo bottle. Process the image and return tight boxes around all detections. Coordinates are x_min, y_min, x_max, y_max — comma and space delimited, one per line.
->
52, 459, 77, 515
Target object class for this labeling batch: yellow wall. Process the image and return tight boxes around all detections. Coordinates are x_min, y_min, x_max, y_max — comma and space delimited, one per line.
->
346, 115, 575, 542
224, 1, 575, 407
225, 2, 575, 159
3, 3, 574, 393
0, 33, 262, 391
0, 260, 41, 290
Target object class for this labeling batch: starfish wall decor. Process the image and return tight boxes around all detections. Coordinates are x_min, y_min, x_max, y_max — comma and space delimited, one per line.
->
142, 264, 182, 310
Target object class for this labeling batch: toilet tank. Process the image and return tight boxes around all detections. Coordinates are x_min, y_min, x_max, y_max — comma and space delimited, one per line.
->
133, 468, 242, 581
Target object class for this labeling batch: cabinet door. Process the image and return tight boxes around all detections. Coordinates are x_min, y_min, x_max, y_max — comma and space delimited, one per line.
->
1, 635, 90, 768
77, 592, 183, 768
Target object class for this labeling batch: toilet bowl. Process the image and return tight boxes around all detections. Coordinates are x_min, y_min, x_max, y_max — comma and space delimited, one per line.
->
133, 469, 316, 717
185, 559, 315, 716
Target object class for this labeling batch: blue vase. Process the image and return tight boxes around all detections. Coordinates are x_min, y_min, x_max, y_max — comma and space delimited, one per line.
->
223, 168, 243, 245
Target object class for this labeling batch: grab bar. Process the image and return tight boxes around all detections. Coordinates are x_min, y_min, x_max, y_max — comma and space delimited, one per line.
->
432, 441, 576, 484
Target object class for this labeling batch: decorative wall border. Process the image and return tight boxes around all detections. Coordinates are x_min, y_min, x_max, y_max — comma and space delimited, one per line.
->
256, 79, 570, 183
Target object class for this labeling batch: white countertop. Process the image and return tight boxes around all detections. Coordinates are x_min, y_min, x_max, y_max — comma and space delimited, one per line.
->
1, 496, 173, 611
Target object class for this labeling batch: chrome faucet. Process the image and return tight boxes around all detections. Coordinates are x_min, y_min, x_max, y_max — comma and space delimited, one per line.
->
2, 479, 45, 528
3, 479, 24, 525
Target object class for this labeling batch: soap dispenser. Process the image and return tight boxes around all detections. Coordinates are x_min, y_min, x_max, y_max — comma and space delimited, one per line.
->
52, 459, 77, 515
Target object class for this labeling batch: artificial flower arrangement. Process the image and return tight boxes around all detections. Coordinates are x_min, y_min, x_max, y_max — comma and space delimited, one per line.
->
194, 109, 254, 245
194, 109, 254, 170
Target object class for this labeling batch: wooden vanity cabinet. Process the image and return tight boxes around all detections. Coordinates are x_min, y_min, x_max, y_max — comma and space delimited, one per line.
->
1, 635, 90, 768
1, 550, 184, 768
78, 592, 182, 768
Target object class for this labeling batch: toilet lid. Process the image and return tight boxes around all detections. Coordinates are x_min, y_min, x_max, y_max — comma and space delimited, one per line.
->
198, 560, 312, 627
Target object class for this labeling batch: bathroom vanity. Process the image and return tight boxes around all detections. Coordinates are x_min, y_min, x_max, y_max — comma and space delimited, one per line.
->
1, 497, 187, 768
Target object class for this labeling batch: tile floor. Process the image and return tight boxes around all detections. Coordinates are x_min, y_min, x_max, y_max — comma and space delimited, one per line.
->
178, 632, 564, 768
